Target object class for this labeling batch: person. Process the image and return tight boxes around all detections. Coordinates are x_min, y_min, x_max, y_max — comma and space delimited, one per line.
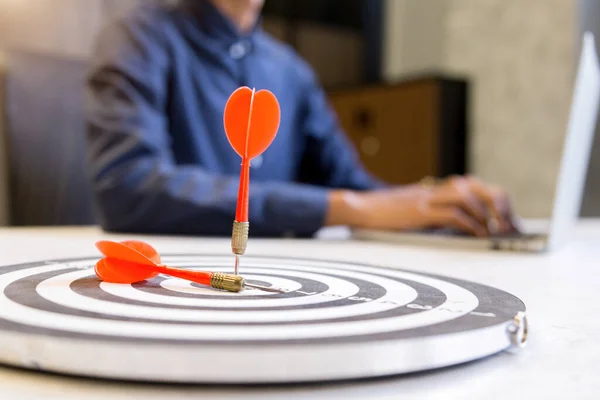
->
84, 0, 519, 238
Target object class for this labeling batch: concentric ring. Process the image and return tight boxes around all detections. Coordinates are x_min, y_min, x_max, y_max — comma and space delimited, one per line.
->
0, 255, 523, 344
0, 254, 527, 384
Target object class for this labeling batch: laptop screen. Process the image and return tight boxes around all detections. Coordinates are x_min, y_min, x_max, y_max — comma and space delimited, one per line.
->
547, 32, 600, 250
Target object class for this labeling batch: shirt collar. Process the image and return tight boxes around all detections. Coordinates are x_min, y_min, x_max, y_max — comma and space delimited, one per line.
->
178, 0, 262, 44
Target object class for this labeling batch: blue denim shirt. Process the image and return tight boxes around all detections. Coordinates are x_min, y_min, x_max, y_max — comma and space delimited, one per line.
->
85, 0, 383, 237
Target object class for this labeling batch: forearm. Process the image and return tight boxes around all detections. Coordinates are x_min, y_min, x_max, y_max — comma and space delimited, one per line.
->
92, 157, 330, 237
323, 184, 425, 229
324, 190, 361, 227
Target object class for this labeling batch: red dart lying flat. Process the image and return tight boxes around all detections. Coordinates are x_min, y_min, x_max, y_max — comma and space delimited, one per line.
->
94, 240, 285, 293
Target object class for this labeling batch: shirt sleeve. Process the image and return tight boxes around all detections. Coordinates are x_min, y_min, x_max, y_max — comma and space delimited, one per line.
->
294, 56, 388, 191
85, 10, 329, 237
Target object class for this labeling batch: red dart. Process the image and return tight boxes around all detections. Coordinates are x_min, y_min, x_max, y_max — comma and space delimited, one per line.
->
94, 240, 283, 293
95, 240, 211, 286
223, 87, 280, 274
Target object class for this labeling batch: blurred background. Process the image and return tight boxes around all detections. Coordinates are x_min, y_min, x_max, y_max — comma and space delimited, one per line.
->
0, 0, 598, 227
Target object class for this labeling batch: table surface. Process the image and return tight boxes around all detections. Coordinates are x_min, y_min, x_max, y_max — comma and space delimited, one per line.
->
0, 220, 598, 400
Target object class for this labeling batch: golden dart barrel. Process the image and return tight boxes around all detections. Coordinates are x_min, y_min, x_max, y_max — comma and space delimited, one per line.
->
231, 220, 249, 255
210, 272, 245, 292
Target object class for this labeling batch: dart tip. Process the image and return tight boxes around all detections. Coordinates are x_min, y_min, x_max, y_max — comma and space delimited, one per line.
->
244, 282, 287, 294
209, 272, 286, 294
234, 254, 240, 275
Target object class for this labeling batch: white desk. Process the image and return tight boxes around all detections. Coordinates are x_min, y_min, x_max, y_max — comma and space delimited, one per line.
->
0, 220, 599, 399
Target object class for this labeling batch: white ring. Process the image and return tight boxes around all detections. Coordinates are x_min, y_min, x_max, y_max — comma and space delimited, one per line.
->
0, 257, 479, 340
99, 267, 364, 308
36, 267, 417, 322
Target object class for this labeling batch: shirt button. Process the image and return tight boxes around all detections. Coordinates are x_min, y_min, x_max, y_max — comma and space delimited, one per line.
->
229, 42, 247, 59
251, 155, 263, 168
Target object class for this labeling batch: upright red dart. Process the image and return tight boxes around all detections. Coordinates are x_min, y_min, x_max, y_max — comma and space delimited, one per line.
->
223, 87, 280, 274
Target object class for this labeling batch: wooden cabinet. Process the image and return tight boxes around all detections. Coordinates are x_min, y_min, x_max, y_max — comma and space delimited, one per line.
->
327, 76, 468, 184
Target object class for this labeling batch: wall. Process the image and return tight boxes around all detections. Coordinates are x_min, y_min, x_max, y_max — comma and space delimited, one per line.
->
383, 0, 577, 218
445, 0, 576, 218
0, 0, 141, 225
382, 0, 448, 81
0, 0, 135, 59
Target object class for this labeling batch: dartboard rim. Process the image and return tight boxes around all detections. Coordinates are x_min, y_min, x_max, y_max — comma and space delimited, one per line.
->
0, 253, 527, 384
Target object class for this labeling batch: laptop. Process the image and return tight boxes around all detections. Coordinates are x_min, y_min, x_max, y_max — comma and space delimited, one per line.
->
352, 32, 600, 253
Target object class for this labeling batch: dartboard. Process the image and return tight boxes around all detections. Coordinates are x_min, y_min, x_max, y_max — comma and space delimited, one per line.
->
0, 254, 527, 383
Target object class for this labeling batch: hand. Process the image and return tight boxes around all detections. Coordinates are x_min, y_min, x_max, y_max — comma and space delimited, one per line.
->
427, 175, 519, 235
326, 176, 520, 236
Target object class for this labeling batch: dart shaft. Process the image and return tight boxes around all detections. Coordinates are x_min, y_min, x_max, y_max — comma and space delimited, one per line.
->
155, 265, 212, 286
235, 159, 251, 222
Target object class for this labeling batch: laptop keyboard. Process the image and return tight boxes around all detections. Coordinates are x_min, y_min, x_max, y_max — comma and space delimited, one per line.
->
427, 227, 540, 239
